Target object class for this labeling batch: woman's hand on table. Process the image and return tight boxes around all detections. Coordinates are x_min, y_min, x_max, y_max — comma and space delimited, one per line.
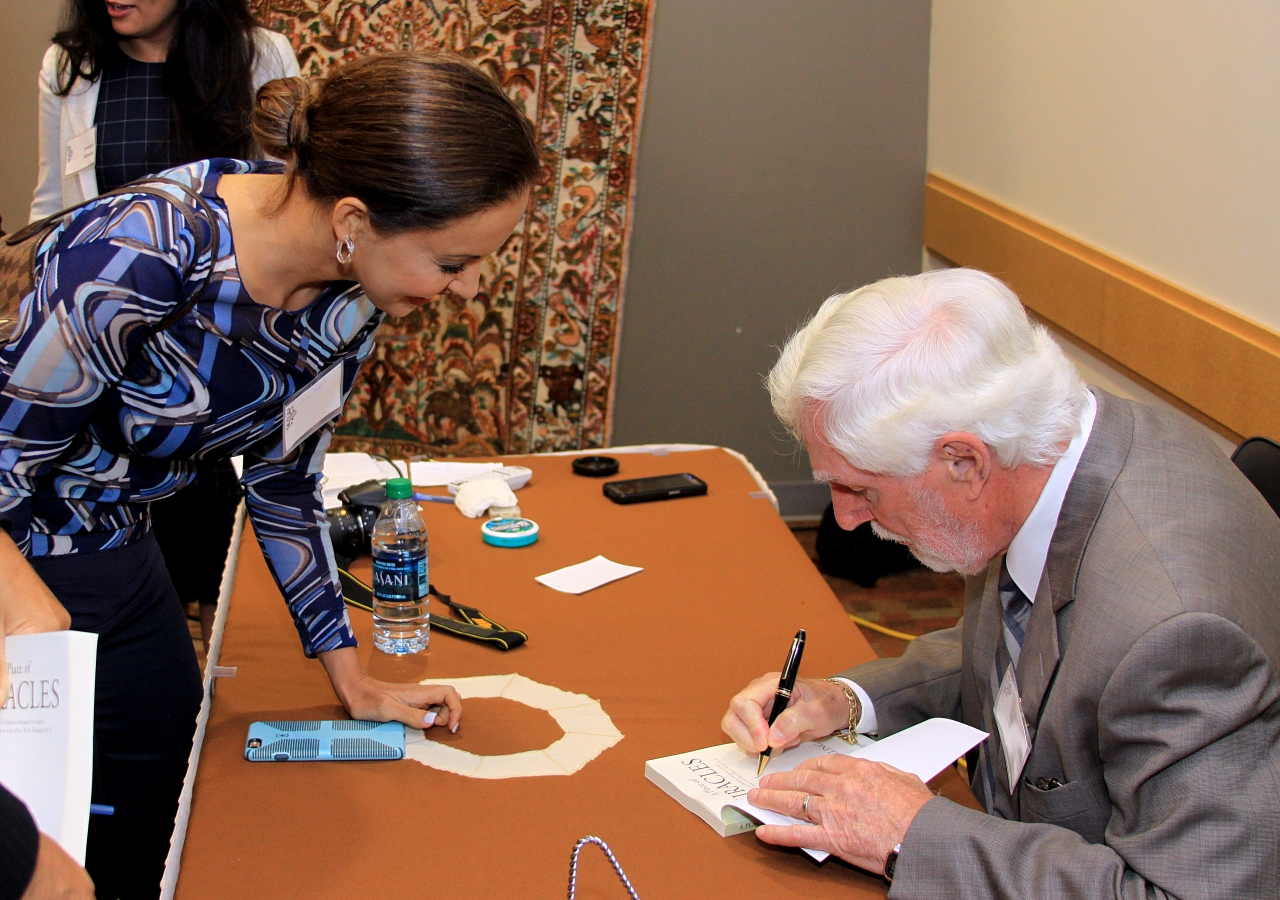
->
318, 646, 462, 731
721, 673, 850, 755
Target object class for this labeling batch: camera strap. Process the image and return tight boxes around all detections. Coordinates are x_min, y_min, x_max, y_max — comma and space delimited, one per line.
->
337, 568, 528, 651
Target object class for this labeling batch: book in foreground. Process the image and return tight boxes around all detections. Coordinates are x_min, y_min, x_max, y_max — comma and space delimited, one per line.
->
0, 631, 98, 864
646, 718, 987, 861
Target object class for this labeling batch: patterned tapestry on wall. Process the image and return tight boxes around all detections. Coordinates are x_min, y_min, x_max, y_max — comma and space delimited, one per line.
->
250, 0, 652, 456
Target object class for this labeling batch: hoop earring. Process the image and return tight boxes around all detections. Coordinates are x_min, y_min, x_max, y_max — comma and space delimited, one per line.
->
336, 235, 355, 265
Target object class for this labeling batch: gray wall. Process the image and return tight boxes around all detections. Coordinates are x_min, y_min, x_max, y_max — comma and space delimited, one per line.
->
0, 3, 61, 231
611, 0, 932, 514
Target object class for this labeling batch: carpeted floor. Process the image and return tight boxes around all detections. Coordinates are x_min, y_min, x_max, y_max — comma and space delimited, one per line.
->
789, 524, 966, 659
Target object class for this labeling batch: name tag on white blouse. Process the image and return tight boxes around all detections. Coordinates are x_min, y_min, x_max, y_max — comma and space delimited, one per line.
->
65, 127, 96, 176
281, 363, 345, 454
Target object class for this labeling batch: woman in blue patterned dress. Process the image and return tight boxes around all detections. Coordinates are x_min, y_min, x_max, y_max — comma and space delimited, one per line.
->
0, 52, 539, 898
34, 0, 303, 693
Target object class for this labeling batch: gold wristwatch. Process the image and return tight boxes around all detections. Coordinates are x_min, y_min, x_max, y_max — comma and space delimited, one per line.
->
823, 677, 861, 743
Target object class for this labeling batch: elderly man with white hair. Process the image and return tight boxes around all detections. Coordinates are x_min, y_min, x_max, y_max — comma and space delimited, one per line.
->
722, 268, 1280, 898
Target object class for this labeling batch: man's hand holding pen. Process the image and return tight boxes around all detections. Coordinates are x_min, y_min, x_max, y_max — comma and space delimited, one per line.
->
721, 672, 934, 876
720, 674, 852, 758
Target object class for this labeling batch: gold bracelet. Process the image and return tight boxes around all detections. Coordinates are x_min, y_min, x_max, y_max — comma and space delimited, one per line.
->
824, 677, 861, 744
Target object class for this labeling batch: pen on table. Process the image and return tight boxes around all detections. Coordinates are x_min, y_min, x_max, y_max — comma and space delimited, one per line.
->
758, 628, 806, 776
414, 492, 454, 503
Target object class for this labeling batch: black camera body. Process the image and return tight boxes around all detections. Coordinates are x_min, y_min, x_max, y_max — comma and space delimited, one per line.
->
325, 479, 387, 566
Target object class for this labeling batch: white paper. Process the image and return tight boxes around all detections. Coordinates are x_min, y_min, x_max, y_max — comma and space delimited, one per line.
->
535, 555, 643, 594
646, 718, 987, 862
548, 703, 623, 737
474, 751, 565, 779
409, 461, 502, 486
405, 740, 483, 777
852, 718, 989, 782
282, 364, 344, 454
427, 673, 516, 699
500, 676, 592, 711
407, 675, 624, 779
0, 631, 98, 863
320, 452, 401, 508
544, 733, 622, 773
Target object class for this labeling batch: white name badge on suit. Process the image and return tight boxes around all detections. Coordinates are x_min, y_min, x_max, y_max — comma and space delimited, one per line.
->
994, 666, 1032, 788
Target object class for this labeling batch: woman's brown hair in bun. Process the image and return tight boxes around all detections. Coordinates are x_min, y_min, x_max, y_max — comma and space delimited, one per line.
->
250, 52, 540, 232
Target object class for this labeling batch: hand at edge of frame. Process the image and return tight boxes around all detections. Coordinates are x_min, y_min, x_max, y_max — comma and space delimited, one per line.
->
0, 532, 71, 700
20, 833, 95, 900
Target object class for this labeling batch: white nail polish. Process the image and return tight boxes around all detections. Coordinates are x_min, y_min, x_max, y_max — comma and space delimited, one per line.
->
450, 722, 458, 733
423, 711, 437, 726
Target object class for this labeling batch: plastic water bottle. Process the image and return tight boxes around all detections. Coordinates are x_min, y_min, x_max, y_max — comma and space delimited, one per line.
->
371, 477, 430, 654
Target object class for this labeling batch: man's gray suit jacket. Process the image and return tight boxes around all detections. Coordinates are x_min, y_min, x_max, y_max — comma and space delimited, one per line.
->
844, 389, 1280, 899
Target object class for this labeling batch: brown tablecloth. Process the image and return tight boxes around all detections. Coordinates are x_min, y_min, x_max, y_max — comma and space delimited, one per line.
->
175, 448, 975, 899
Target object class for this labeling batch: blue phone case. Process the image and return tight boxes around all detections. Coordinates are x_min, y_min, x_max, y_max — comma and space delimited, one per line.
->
244, 720, 406, 761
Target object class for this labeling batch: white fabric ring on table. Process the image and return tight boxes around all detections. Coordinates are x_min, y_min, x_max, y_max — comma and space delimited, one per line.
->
405, 673, 623, 779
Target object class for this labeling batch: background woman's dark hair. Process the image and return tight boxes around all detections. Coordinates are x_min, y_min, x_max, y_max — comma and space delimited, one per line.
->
53, 0, 259, 160
252, 53, 542, 232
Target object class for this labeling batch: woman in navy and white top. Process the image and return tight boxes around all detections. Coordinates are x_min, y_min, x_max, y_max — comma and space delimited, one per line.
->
1, 53, 539, 898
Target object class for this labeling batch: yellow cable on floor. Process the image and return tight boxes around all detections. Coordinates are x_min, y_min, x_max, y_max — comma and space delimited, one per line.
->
848, 614, 917, 642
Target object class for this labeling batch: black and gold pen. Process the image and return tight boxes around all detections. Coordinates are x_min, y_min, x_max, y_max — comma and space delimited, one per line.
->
757, 629, 806, 776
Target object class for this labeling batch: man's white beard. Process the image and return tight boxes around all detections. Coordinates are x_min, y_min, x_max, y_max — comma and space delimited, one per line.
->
870, 482, 989, 575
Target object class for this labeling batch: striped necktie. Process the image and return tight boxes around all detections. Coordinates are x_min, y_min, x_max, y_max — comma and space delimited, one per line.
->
997, 559, 1033, 671
980, 556, 1034, 805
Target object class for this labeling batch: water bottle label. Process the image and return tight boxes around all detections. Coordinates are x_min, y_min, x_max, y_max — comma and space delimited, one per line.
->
372, 556, 428, 601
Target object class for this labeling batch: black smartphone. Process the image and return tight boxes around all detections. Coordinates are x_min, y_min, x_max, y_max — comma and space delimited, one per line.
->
603, 473, 708, 504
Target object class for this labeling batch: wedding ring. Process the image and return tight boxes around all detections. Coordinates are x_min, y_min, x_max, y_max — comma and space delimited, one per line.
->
801, 793, 814, 821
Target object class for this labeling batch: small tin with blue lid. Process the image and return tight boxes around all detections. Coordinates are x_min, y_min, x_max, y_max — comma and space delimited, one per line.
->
481, 517, 540, 548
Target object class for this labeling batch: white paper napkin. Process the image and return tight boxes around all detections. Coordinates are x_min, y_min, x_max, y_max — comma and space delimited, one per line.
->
454, 478, 518, 518
535, 556, 643, 594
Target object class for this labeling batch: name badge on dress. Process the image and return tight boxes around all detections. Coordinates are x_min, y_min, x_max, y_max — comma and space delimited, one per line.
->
993, 665, 1032, 790
281, 363, 345, 454
65, 127, 97, 176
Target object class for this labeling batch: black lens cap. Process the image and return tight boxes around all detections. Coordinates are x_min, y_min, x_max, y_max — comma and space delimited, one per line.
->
573, 455, 620, 477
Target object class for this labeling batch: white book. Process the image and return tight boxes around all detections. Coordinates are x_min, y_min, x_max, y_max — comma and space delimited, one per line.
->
646, 718, 987, 861
0, 631, 98, 864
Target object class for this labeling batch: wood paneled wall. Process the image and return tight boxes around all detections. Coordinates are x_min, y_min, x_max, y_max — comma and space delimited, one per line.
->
923, 174, 1280, 442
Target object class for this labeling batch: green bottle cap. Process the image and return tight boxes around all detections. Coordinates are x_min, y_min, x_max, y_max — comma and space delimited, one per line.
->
385, 477, 413, 500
